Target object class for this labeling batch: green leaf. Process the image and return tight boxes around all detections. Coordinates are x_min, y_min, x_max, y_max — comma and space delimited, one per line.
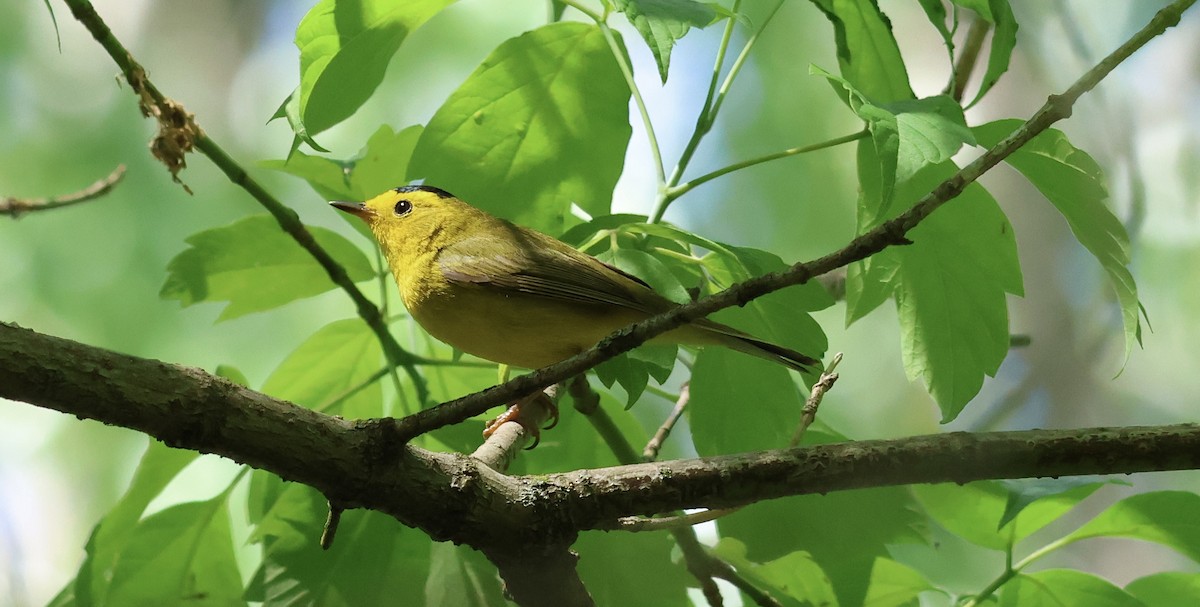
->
264, 125, 423, 204
1127, 572, 1200, 607
76, 441, 199, 604
713, 539, 840, 606
718, 489, 924, 607
913, 480, 1104, 551
260, 147, 352, 202
893, 162, 1022, 419
594, 352, 651, 408
845, 248, 899, 324
807, 0, 914, 103
607, 247, 690, 304
261, 318, 384, 417
815, 72, 970, 221
862, 557, 935, 607
425, 542, 507, 606
615, 0, 717, 82
974, 120, 1142, 363
996, 477, 1116, 530
577, 529, 691, 605
915, 0, 953, 58
691, 348, 801, 454
956, 0, 1018, 108
291, 0, 456, 138
1062, 491, 1200, 563
247, 481, 431, 606
214, 364, 249, 387
105, 499, 243, 606
999, 570, 1144, 607
160, 215, 375, 320
410, 22, 632, 233
887, 96, 975, 183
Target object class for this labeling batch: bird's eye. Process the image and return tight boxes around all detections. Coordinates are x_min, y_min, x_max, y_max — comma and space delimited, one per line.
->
393, 199, 413, 216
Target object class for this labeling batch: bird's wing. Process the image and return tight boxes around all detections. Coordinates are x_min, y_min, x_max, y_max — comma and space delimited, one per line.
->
437, 233, 663, 314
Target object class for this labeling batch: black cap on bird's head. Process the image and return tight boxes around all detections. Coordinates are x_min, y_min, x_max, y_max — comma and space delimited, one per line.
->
393, 184, 455, 199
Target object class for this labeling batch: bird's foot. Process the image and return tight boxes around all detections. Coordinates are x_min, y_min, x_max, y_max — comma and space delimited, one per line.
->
482, 391, 560, 449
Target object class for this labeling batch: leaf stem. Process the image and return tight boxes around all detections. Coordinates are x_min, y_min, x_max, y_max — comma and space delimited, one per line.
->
650, 0, 789, 223
963, 535, 1075, 606
556, 0, 603, 22
600, 21, 666, 186
669, 129, 869, 199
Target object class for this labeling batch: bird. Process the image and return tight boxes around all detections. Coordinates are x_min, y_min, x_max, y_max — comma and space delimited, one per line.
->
332, 185, 820, 439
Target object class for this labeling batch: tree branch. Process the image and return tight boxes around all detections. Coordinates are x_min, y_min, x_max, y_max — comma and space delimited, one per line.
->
6, 321, 1200, 603
387, 0, 1195, 443
1, 165, 125, 218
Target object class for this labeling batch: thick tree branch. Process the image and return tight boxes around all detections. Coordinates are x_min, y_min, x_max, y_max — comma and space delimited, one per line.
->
6, 322, 1200, 603
389, 0, 1195, 442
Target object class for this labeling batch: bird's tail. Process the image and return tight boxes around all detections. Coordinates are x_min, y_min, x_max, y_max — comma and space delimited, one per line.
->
689, 319, 822, 373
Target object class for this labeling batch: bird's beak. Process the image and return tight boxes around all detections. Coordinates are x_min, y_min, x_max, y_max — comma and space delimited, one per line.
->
329, 200, 375, 220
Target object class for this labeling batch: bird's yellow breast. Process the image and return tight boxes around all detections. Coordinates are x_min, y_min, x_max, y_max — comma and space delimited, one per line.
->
405, 279, 647, 369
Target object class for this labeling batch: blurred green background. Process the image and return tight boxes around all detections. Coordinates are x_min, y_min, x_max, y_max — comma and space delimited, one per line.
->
1, 1, 1197, 604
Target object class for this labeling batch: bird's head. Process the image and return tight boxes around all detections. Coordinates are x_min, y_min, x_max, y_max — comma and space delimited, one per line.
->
331, 185, 473, 255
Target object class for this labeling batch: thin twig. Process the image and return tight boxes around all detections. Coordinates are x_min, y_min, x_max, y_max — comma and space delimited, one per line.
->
385, 0, 1194, 443
320, 502, 344, 550
1, 165, 125, 218
607, 508, 728, 532
643, 383, 690, 461
61, 0, 429, 403
790, 352, 843, 447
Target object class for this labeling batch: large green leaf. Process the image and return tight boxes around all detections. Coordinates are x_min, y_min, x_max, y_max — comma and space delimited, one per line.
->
912, 480, 1105, 551
75, 441, 199, 605
160, 215, 375, 320
999, 570, 1143, 607
105, 499, 243, 606
807, 0, 914, 103
261, 318, 385, 418
1061, 491, 1200, 564
892, 162, 1022, 419
975, 120, 1142, 363
410, 22, 632, 234
690, 348, 803, 454
287, 0, 456, 139
614, 0, 716, 82
246, 479, 430, 607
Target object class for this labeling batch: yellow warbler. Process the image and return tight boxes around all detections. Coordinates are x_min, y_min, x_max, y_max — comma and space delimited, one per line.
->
331, 185, 820, 375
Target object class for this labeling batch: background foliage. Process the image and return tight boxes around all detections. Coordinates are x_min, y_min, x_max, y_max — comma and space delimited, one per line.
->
2, 0, 1199, 605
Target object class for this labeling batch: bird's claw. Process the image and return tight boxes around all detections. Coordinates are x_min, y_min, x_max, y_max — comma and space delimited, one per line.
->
482, 393, 560, 449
